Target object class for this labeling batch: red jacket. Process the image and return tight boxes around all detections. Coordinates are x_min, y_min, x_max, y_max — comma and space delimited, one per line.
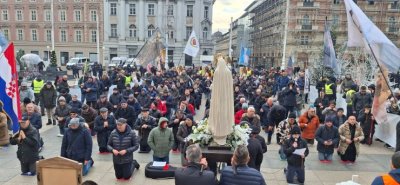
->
187, 103, 195, 115
156, 100, 167, 116
234, 110, 246, 125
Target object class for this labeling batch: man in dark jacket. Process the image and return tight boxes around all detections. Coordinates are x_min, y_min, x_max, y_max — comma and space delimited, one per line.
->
282, 81, 298, 115
40, 81, 57, 125
175, 144, 217, 185
283, 126, 309, 184
108, 118, 140, 180
81, 104, 98, 136
247, 126, 264, 171
176, 115, 196, 166
114, 73, 126, 91
352, 86, 373, 118
109, 88, 124, 113
169, 110, 186, 152
61, 118, 93, 176
219, 145, 266, 185
57, 75, 70, 93
134, 108, 157, 153
371, 151, 400, 185
358, 104, 376, 145
23, 103, 42, 130
267, 104, 287, 143
95, 94, 113, 113
114, 100, 136, 128
94, 108, 116, 153
10, 115, 40, 176
315, 117, 339, 162
82, 76, 98, 107
54, 97, 72, 136
137, 88, 152, 108
69, 95, 83, 113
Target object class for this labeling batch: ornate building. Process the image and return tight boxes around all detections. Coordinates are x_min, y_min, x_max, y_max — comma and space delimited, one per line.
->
250, 0, 400, 69
103, 0, 214, 66
0, 0, 104, 65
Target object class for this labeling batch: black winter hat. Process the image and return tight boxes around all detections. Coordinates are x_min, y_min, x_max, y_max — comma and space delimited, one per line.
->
290, 126, 301, 135
288, 112, 296, 119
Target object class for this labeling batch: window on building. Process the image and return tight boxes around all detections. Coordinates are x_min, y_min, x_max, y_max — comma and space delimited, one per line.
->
46, 30, 51, 41
148, 24, 155, 37
302, 15, 311, 30
129, 24, 137, 37
16, 0, 22, 2
91, 30, 97, 42
74, 0, 80, 2
75, 10, 81, 21
90, 10, 97, 21
391, 1, 399, 9
187, 5, 193, 17
300, 35, 309, 45
128, 48, 135, 58
16, 10, 22, 21
389, 17, 398, 32
17, 29, 23, 40
110, 3, 117, 15
203, 27, 208, 40
111, 24, 117, 37
204, 6, 209, 19
3, 29, 9, 40
60, 10, 66, 21
2, 10, 8, 21
333, 0, 340, 4
44, 10, 51, 21
367, 0, 374, 5
31, 10, 36, 21
186, 26, 192, 39
75, 30, 82, 42
303, 0, 313, 6
168, 5, 173, 16
148, 4, 155, 16
61, 30, 66, 42
333, 14, 339, 26
169, 30, 174, 39
129, 4, 136, 15
31, 29, 37, 41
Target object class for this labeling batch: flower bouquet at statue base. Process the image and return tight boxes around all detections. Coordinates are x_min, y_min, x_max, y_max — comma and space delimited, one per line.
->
186, 118, 252, 150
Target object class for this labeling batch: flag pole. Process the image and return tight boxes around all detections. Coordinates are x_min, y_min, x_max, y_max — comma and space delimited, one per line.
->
349, 13, 395, 98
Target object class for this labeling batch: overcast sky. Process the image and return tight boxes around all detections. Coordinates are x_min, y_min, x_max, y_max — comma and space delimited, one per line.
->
212, 0, 254, 34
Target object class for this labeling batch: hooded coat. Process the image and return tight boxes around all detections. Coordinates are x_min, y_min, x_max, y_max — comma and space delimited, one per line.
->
39, 85, 57, 109
147, 117, 174, 158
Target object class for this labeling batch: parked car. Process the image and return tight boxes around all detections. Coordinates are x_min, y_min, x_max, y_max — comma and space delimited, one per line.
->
66, 57, 90, 70
108, 57, 128, 68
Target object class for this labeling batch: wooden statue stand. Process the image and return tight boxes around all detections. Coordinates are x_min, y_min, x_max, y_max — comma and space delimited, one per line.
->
202, 146, 233, 175
36, 156, 82, 185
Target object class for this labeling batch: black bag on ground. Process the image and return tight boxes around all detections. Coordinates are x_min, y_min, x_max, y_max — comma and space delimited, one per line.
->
144, 162, 176, 179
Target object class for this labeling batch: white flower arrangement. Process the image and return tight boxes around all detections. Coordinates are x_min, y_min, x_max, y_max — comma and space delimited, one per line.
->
186, 118, 252, 149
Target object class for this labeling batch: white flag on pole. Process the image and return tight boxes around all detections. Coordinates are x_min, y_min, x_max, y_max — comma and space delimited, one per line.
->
184, 31, 200, 57
344, 0, 400, 73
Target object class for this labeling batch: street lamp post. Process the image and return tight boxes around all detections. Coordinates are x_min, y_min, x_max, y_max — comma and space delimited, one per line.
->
46, 45, 50, 62
259, 27, 262, 67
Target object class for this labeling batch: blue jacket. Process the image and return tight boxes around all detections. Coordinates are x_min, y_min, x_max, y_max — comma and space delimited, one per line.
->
61, 125, 92, 162
315, 125, 339, 154
68, 100, 83, 113
277, 76, 290, 91
371, 169, 400, 185
296, 77, 305, 90
83, 82, 98, 102
23, 112, 42, 130
219, 165, 266, 185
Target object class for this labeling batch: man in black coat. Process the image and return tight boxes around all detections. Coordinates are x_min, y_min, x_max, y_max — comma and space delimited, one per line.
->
114, 100, 136, 128
10, 116, 40, 176
175, 144, 217, 185
108, 118, 140, 180
94, 108, 116, 153
247, 126, 264, 171
61, 118, 93, 176
134, 108, 157, 153
109, 88, 124, 113
169, 110, 186, 152
283, 126, 309, 184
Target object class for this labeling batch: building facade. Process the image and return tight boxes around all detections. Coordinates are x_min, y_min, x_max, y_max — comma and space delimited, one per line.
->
0, 0, 104, 65
250, 0, 400, 69
103, 0, 214, 66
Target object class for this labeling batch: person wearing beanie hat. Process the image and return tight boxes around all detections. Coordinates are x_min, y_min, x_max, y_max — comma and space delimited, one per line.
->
108, 117, 140, 180
283, 125, 309, 184
358, 104, 376, 145
277, 112, 299, 160
94, 107, 116, 153
315, 116, 339, 163
246, 124, 265, 171
40, 78, 57, 125
61, 117, 94, 176
134, 107, 157, 153
176, 114, 197, 166
54, 96, 72, 135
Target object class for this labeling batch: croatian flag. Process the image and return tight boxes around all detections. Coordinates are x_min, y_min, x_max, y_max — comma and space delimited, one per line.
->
0, 43, 21, 133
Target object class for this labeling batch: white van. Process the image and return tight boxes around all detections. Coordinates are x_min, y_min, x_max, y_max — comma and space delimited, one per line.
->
108, 57, 128, 68
66, 57, 90, 70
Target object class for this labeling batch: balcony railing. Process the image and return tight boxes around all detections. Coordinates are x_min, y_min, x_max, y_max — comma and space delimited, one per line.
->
389, 27, 399, 33
302, 25, 312, 30
303, 1, 314, 7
